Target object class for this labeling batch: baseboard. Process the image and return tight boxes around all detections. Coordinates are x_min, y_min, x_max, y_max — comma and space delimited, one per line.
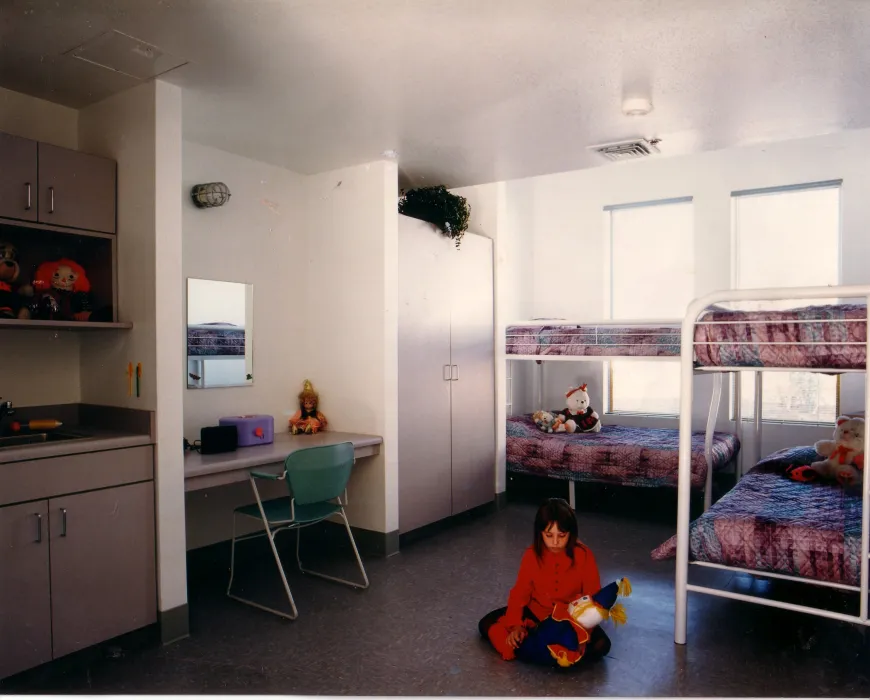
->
321, 521, 400, 558
159, 604, 190, 645
399, 499, 497, 548
495, 491, 508, 511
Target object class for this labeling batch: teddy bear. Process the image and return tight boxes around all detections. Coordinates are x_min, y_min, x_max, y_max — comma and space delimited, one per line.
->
0, 242, 30, 319
552, 384, 602, 433
532, 410, 558, 433
787, 416, 864, 486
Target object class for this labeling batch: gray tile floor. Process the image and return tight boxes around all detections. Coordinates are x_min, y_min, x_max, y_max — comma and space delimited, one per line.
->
4, 477, 870, 696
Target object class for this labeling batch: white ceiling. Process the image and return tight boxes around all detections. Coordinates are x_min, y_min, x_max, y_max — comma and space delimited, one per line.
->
2, 0, 870, 188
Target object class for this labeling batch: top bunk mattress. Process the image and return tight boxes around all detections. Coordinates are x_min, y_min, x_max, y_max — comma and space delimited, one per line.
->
693, 303, 866, 370
505, 324, 681, 358
506, 303, 867, 369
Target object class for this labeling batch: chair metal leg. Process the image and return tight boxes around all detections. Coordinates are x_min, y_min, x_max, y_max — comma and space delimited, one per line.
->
297, 508, 370, 590
226, 511, 300, 620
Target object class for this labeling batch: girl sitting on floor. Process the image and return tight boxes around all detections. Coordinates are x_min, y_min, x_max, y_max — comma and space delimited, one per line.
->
478, 497, 611, 663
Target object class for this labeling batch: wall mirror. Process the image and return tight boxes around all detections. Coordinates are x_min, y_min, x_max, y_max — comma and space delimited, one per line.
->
186, 278, 253, 389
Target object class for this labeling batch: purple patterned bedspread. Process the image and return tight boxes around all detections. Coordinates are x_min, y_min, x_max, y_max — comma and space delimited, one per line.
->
506, 324, 680, 357
651, 446, 863, 585
694, 303, 866, 369
506, 415, 739, 490
506, 304, 867, 368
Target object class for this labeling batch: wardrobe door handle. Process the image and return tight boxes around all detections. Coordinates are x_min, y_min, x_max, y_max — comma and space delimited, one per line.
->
25, 183, 32, 210
451, 365, 459, 381
61, 508, 67, 537
443, 365, 451, 381
35, 513, 42, 543
49, 186, 55, 214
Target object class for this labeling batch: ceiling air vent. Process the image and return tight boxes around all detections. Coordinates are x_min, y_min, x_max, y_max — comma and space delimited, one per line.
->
589, 138, 660, 162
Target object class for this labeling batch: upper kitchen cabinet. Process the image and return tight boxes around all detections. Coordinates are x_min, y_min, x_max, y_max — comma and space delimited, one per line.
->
0, 132, 38, 223
38, 143, 116, 234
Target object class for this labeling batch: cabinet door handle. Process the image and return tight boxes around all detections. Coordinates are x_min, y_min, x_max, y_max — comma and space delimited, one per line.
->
451, 364, 459, 381
49, 186, 55, 214
35, 513, 42, 543
25, 182, 32, 210
443, 365, 451, 381
61, 508, 67, 537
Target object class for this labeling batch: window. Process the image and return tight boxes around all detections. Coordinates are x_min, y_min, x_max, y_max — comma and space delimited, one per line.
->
730, 182, 841, 423
605, 198, 695, 415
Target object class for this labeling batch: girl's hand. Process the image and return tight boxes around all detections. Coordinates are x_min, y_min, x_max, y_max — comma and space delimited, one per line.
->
507, 626, 527, 649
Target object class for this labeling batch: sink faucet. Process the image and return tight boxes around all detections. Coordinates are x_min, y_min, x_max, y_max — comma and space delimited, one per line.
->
0, 398, 13, 424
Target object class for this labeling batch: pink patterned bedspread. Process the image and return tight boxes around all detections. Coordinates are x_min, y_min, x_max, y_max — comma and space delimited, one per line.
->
694, 303, 866, 369
506, 304, 867, 368
651, 446, 863, 585
506, 415, 739, 490
506, 324, 680, 357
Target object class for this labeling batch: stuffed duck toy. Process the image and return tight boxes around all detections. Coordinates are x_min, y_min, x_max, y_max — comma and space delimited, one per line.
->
515, 578, 631, 668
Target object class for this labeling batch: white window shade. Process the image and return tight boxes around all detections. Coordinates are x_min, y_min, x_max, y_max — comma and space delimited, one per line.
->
731, 183, 841, 423
606, 199, 694, 415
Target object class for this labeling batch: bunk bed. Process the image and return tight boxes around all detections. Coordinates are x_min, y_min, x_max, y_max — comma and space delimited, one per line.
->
505, 319, 741, 510
665, 286, 870, 644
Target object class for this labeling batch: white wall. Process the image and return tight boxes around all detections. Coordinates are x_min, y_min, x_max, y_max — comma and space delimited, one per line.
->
476, 128, 870, 459
305, 160, 399, 534
0, 86, 78, 149
78, 80, 188, 618
181, 141, 307, 550
0, 88, 81, 407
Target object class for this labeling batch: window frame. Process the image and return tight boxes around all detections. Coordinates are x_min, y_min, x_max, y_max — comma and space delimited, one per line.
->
727, 179, 844, 425
603, 196, 694, 417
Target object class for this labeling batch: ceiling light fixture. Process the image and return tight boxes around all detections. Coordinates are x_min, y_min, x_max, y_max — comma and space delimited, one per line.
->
622, 97, 653, 117
381, 150, 399, 159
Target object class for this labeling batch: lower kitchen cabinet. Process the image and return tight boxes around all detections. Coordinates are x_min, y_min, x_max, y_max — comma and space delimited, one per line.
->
0, 474, 156, 679
49, 481, 157, 658
0, 500, 52, 679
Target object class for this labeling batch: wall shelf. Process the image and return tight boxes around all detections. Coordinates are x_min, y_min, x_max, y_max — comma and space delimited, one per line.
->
0, 319, 132, 331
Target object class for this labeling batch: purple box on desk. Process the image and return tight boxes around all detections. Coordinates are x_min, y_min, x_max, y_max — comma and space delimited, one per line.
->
219, 414, 274, 447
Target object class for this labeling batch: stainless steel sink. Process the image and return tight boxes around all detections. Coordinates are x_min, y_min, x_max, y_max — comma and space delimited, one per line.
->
0, 431, 90, 448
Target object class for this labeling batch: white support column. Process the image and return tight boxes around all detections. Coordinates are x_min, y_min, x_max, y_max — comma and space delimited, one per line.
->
703, 373, 723, 511
568, 480, 576, 509
860, 297, 870, 623
753, 371, 763, 467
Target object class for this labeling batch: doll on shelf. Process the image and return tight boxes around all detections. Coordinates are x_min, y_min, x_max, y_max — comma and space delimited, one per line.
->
288, 379, 329, 435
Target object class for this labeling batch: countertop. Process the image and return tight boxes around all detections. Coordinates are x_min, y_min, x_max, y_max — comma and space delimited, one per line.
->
0, 427, 153, 464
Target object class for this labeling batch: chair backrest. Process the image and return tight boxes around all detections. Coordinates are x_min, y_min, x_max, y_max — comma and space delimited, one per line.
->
283, 441, 354, 505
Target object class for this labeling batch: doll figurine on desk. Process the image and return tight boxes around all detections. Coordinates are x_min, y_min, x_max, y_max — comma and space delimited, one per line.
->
289, 379, 329, 435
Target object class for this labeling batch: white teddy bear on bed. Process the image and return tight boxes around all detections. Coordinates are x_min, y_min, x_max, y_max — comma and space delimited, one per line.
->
809, 416, 865, 486
551, 384, 602, 434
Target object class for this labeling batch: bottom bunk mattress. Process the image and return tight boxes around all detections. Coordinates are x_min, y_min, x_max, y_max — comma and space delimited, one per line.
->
506, 415, 740, 490
651, 446, 863, 586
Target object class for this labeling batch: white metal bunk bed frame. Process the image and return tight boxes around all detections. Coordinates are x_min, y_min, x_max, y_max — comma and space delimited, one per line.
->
507, 319, 737, 511
674, 285, 870, 645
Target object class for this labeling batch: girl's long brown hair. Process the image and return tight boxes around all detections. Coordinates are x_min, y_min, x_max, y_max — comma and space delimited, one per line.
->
533, 497, 579, 564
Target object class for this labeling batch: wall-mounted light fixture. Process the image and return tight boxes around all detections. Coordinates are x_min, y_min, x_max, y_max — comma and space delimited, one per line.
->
191, 182, 231, 208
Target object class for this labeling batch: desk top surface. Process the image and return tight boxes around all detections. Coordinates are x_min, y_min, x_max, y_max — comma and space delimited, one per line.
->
183, 431, 383, 480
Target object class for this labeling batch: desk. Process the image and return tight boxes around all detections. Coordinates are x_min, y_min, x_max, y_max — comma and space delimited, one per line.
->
184, 431, 383, 492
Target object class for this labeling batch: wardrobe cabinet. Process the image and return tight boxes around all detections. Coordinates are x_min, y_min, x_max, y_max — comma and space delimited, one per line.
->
398, 215, 495, 534
0, 131, 116, 234
0, 132, 38, 222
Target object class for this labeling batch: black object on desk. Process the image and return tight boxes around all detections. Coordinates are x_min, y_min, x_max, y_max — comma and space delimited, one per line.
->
200, 425, 238, 455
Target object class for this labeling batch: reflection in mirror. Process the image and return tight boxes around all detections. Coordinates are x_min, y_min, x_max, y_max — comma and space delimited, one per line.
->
186, 278, 253, 389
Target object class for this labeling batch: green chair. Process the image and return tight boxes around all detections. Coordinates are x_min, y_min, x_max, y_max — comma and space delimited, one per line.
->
226, 441, 369, 619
